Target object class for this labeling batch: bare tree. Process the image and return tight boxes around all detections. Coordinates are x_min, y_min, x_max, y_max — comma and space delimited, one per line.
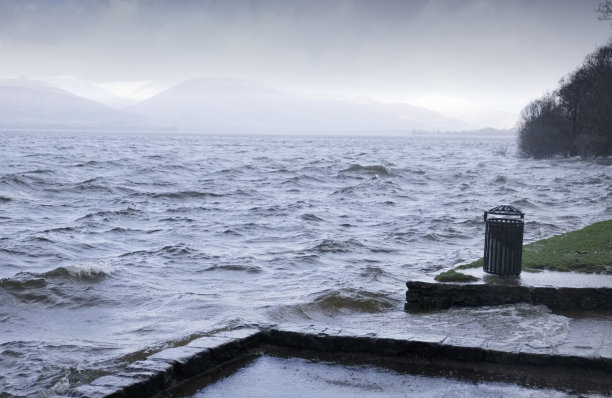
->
518, 41, 612, 158
518, 93, 572, 158
598, 1, 612, 21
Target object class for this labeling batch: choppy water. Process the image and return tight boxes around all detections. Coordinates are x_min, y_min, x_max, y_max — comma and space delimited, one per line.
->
0, 131, 610, 397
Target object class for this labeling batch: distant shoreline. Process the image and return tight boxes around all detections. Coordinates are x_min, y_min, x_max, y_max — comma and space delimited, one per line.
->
0, 127, 517, 138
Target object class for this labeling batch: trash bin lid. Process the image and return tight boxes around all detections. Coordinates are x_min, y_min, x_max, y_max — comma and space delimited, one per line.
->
485, 204, 524, 217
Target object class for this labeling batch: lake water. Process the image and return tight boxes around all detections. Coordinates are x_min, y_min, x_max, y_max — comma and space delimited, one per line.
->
0, 131, 610, 397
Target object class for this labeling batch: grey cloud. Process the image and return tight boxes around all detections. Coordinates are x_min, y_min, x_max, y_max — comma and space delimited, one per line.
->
0, 0, 106, 43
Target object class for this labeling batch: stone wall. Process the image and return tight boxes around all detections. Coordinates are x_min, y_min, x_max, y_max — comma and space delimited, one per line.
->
405, 281, 612, 310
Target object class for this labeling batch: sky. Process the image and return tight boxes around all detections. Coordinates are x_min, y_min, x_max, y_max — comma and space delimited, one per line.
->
0, 0, 610, 128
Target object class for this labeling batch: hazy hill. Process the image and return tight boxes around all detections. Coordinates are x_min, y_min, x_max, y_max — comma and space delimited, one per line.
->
0, 77, 473, 133
129, 78, 472, 134
0, 78, 141, 130
34, 76, 130, 108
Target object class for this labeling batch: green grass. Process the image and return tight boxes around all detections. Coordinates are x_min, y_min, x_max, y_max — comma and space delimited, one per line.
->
455, 219, 612, 274
434, 269, 479, 282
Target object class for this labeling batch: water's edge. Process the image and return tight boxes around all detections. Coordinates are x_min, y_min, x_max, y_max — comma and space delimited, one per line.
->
60, 327, 612, 398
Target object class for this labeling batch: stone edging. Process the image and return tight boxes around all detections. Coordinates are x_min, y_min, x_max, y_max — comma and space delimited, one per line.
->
52, 326, 612, 398
405, 280, 612, 310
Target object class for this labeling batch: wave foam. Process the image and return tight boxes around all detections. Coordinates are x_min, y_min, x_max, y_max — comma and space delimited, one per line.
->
42, 261, 115, 281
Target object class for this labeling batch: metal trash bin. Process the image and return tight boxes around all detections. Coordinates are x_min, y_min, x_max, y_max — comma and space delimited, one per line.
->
483, 205, 524, 276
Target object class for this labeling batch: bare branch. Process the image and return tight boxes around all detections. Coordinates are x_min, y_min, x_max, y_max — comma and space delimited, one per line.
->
598, 0, 612, 21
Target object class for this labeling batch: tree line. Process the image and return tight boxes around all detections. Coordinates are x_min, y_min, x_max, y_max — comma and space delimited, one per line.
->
518, 39, 612, 158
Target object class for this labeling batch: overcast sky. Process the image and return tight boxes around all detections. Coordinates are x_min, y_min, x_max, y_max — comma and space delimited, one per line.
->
1, 0, 610, 128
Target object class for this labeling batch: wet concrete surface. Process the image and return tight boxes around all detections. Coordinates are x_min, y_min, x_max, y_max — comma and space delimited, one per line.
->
458, 269, 612, 288
165, 321, 612, 397
180, 355, 595, 398
53, 314, 612, 398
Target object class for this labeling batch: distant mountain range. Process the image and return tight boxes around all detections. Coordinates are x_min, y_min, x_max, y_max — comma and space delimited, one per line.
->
0, 78, 142, 130
0, 76, 492, 134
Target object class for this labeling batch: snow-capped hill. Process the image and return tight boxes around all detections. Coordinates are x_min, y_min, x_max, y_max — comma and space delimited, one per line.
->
130, 77, 471, 133
0, 76, 472, 133
0, 77, 67, 94
0, 78, 137, 129
34, 76, 127, 107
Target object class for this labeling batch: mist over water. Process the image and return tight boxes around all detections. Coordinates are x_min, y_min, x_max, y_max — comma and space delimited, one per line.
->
0, 131, 610, 396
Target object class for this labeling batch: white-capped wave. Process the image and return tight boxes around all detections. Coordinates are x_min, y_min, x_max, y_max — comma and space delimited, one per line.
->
42, 260, 115, 280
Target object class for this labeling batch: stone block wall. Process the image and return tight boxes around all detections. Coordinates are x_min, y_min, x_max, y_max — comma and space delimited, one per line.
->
405, 281, 612, 310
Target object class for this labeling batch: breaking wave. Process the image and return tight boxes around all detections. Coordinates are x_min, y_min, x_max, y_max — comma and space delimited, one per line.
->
311, 239, 365, 253
270, 289, 399, 320
40, 263, 114, 281
0, 262, 117, 308
341, 164, 392, 177
1, 263, 114, 286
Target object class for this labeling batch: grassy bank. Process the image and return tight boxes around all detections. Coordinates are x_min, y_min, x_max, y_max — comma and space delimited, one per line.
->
436, 219, 612, 282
